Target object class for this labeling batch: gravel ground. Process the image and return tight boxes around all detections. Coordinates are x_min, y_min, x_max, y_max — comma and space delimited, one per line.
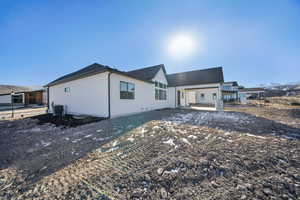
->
0, 106, 299, 199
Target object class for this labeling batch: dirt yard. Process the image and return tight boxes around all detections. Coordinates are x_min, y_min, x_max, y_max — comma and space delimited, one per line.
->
0, 106, 299, 199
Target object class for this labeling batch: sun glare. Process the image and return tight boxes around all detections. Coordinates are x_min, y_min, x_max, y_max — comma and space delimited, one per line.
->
167, 33, 198, 60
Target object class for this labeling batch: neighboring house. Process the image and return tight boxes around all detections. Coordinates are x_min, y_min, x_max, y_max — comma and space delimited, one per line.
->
221, 81, 239, 102
0, 85, 47, 106
46, 63, 224, 118
239, 88, 265, 100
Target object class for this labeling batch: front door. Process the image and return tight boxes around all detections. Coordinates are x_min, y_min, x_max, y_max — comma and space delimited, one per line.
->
177, 91, 181, 106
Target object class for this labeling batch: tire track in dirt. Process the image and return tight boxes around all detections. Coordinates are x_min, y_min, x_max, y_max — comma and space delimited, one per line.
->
12, 121, 173, 199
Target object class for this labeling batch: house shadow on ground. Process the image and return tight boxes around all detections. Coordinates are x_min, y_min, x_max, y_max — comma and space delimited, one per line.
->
0, 108, 180, 186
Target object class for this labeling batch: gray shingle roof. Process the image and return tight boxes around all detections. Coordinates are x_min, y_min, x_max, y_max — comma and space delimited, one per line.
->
46, 63, 224, 88
224, 81, 238, 86
47, 63, 109, 86
166, 67, 224, 87
46, 63, 153, 87
126, 64, 166, 81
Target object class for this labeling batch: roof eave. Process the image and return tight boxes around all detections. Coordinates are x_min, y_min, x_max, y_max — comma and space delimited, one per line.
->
168, 81, 223, 87
46, 68, 153, 87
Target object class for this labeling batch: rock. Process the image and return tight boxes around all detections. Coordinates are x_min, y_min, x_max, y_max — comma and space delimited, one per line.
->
157, 168, 164, 175
263, 188, 272, 195
240, 194, 247, 199
160, 187, 168, 198
144, 174, 151, 181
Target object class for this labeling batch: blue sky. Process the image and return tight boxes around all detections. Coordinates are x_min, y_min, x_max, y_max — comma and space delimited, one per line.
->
0, 0, 300, 87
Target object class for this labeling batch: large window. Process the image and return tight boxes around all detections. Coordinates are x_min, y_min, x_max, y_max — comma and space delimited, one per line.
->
12, 94, 23, 104
120, 81, 135, 99
155, 81, 167, 100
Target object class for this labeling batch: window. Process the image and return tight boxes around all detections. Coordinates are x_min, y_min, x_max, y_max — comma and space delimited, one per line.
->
223, 85, 232, 90
212, 93, 217, 100
64, 87, 70, 93
155, 81, 167, 100
159, 83, 163, 88
12, 94, 23, 104
155, 89, 159, 100
201, 93, 205, 98
120, 81, 135, 99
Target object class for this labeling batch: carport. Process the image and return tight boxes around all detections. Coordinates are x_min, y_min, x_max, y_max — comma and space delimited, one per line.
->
178, 86, 223, 111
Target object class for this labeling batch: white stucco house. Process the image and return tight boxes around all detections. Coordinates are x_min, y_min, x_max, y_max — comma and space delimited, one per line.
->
0, 85, 46, 107
221, 81, 239, 102
46, 63, 225, 118
238, 88, 265, 100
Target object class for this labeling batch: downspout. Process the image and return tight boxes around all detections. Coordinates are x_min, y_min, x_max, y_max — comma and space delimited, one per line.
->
218, 83, 224, 111
108, 72, 112, 119
47, 87, 50, 113
174, 86, 176, 108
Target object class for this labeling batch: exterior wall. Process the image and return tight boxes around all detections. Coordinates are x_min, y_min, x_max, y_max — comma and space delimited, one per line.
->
43, 91, 48, 105
0, 94, 11, 105
167, 87, 176, 108
110, 71, 173, 118
25, 91, 44, 105
48, 72, 109, 117
187, 88, 219, 105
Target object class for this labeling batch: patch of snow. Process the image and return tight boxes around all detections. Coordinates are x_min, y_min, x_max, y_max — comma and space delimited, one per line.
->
163, 138, 178, 148
84, 134, 93, 138
96, 129, 102, 133
72, 138, 82, 143
107, 146, 119, 152
31, 127, 42, 132
93, 137, 111, 142
181, 138, 191, 145
115, 130, 123, 135
224, 132, 231, 136
245, 133, 266, 139
41, 140, 51, 147
65, 137, 70, 141
188, 135, 197, 139
141, 128, 146, 137
280, 135, 297, 140
117, 152, 122, 156
74, 131, 84, 136
127, 137, 135, 142
164, 168, 180, 174
163, 138, 176, 146
165, 113, 194, 124
204, 135, 211, 140
112, 140, 119, 146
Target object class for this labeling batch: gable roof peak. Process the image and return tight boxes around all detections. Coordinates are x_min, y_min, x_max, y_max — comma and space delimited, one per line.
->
126, 64, 166, 81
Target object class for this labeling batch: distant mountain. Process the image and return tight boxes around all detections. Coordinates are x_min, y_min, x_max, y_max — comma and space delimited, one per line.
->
0, 85, 44, 94
258, 82, 300, 90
